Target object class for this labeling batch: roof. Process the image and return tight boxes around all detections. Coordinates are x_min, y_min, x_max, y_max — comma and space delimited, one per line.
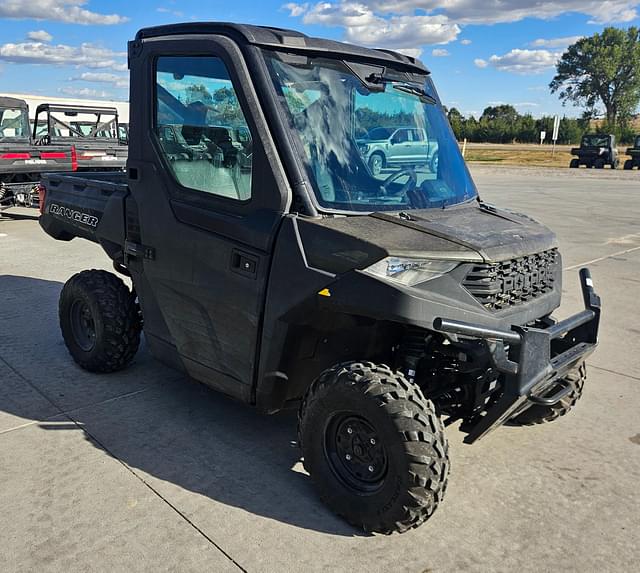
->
34, 103, 119, 115
0, 96, 28, 110
135, 22, 427, 73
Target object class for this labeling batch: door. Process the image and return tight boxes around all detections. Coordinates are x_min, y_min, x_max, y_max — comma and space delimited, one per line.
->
409, 128, 429, 163
388, 128, 412, 163
126, 37, 290, 401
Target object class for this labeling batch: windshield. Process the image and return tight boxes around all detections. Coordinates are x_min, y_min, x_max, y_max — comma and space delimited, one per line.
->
0, 107, 30, 140
264, 53, 477, 212
582, 135, 610, 147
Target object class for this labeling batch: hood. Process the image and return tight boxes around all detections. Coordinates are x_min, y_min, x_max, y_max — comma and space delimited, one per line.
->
371, 202, 557, 262
300, 201, 557, 275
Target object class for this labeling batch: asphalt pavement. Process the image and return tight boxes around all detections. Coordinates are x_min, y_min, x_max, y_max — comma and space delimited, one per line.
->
0, 165, 638, 572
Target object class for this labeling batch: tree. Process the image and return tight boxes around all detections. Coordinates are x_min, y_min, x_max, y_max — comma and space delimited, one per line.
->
480, 104, 519, 124
550, 27, 640, 126
185, 84, 213, 105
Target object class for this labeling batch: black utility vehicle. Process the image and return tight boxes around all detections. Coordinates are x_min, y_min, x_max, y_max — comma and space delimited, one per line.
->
33, 104, 128, 172
39, 23, 601, 534
570, 133, 619, 168
623, 135, 640, 169
0, 96, 74, 209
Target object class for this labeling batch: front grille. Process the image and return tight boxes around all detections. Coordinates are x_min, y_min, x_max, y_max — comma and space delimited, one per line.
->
463, 249, 559, 310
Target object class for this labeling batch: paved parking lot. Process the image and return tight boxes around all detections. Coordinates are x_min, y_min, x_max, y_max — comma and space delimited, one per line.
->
1, 166, 639, 572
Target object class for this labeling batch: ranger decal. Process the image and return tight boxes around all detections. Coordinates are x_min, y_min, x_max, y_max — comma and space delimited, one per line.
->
49, 203, 99, 228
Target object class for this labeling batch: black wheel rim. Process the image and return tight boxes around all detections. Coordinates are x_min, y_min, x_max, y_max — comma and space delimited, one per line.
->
70, 299, 96, 352
324, 413, 388, 494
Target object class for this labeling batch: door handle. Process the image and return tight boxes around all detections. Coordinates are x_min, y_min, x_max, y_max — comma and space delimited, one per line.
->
231, 249, 258, 278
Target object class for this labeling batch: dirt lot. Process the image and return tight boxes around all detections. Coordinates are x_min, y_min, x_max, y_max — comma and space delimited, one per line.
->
1, 165, 639, 572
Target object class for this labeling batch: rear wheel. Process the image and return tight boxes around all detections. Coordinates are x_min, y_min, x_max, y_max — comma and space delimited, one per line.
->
611, 158, 619, 169
59, 270, 141, 373
510, 363, 586, 426
569, 158, 579, 168
624, 159, 634, 170
299, 361, 449, 534
594, 158, 605, 169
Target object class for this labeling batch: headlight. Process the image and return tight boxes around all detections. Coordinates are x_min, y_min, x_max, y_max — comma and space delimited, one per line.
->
358, 144, 369, 153
363, 257, 458, 287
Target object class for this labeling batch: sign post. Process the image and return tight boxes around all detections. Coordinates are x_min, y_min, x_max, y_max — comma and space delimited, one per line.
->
552, 115, 560, 156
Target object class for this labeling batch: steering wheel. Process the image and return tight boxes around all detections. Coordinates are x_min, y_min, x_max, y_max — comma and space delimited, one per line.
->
381, 168, 418, 196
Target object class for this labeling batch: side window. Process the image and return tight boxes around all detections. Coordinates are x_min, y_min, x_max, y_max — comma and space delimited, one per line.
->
155, 56, 252, 201
392, 129, 409, 143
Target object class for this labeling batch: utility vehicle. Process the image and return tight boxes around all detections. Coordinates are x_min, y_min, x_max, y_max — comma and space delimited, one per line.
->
570, 133, 619, 168
39, 23, 601, 534
623, 135, 640, 170
32, 104, 127, 172
0, 96, 74, 210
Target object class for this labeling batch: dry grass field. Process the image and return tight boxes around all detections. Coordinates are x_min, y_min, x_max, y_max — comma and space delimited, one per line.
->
462, 143, 576, 168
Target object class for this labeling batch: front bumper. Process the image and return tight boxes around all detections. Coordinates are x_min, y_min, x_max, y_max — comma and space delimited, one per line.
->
433, 268, 601, 444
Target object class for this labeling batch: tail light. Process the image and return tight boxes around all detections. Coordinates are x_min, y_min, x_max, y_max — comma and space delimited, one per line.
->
71, 146, 78, 171
0, 152, 31, 159
40, 152, 67, 159
36, 183, 46, 215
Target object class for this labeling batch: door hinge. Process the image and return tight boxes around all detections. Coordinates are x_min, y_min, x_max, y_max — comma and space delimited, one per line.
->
124, 240, 155, 262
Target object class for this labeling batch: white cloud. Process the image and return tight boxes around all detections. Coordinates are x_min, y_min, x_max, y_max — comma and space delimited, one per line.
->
476, 49, 560, 74
0, 1, 127, 25
59, 86, 112, 98
530, 36, 583, 48
0, 41, 126, 72
27, 30, 53, 42
431, 48, 450, 57
71, 71, 128, 88
285, 1, 640, 31
283, 2, 308, 17
157, 7, 184, 17
361, 1, 639, 24
460, 39, 472, 45
284, 3, 460, 51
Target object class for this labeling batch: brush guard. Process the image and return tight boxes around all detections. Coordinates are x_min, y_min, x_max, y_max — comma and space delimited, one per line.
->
433, 268, 601, 444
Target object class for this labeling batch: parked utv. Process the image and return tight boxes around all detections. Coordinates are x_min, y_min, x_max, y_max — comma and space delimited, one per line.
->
0, 96, 74, 210
39, 23, 601, 534
32, 104, 127, 172
623, 135, 640, 170
570, 134, 619, 168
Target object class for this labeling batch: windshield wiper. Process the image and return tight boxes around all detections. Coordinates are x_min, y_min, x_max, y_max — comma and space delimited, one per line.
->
392, 83, 437, 104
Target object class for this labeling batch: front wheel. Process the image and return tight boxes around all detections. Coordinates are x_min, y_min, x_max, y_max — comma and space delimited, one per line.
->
299, 362, 449, 534
59, 270, 142, 373
624, 159, 634, 170
510, 363, 586, 425
429, 152, 439, 174
569, 158, 579, 168
368, 153, 385, 176
594, 158, 605, 169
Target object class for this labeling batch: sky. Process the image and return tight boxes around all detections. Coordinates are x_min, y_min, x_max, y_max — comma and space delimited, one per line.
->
0, 1, 639, 118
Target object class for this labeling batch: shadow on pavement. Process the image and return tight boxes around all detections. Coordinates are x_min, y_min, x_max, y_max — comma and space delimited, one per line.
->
0, 274, 360, 537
